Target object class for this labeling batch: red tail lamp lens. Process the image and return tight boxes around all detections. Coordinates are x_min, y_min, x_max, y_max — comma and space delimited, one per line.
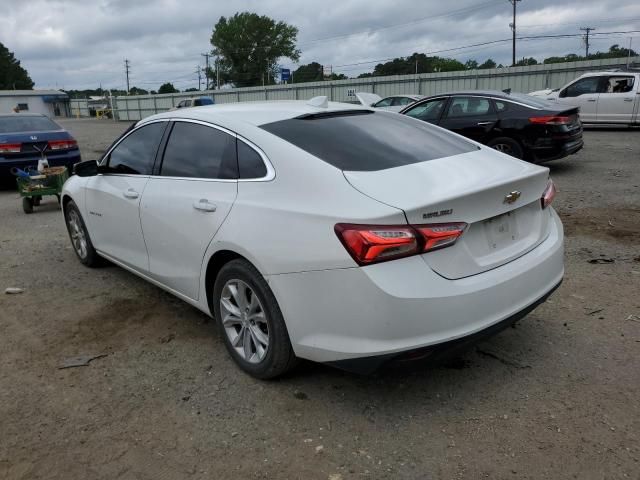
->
48, 139, 78, 150
541, 179, 556, 209
0, 143, 21, 153
529, 115, 570, 125
335, 222, 467, 266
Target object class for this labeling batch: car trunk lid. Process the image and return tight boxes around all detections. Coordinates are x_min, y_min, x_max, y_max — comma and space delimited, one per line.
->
344, 148, 551, 279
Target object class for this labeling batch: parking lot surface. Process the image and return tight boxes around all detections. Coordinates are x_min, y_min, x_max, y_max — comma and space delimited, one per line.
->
1, 118, 639, 479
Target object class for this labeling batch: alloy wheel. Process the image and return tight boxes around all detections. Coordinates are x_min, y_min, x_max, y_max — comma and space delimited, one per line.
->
491, 143, 513, 154
220, 279, 270, 363
67, 210, 88, 259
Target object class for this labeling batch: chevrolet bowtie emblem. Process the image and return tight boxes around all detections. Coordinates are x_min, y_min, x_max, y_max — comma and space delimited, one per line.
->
504, 191, 521, 204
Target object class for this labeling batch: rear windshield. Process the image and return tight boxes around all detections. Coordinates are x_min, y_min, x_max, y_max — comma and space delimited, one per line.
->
0, 116, 60, 134
260, 111, 477, 171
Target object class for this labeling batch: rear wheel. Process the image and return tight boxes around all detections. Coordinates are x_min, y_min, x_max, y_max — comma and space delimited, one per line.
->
487, 137, 524, 159
64, 200, 102, 267
213, 259, 297, 379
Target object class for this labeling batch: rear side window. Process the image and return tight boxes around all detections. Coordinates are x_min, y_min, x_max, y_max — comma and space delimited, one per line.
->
261, 111, 477, 171
160, 122, 237, 179
107, 122, 165, 175
237, 140, 267, 179
447, 97, 493, 117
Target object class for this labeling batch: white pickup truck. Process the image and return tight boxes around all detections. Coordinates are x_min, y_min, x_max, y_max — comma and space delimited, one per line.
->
529, 71, 640, 125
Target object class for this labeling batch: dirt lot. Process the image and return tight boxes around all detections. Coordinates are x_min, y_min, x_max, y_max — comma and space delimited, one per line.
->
1, 118, 639, 480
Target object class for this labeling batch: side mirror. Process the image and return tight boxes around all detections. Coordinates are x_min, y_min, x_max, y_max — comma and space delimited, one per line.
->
558, 88, 567, 98
73, 160, 98, 177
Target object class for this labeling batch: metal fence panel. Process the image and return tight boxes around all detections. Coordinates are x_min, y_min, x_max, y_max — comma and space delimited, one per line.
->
68, 56, 638, 120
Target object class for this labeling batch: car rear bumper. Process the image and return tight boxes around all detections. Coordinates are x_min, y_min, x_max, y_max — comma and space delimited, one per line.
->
0, 150, 81, 176
268, 208, 564, 365
529, 135, 584, 162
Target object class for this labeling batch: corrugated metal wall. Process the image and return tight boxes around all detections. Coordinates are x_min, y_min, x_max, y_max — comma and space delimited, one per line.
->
76, 56, 639, 121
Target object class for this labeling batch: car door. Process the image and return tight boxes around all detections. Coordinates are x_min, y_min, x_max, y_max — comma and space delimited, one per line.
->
402, 97, 448, 125
139, 120, 239, 300
557, 76, 604, 122
438, 96, 498, 142
596, 75, 637, 123
85, 121, 167, 271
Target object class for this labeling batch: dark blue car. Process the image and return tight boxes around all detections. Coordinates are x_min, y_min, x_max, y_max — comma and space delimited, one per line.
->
0, 113, 81, 178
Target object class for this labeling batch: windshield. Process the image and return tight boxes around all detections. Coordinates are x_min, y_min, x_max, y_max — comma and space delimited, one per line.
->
261, 111, 477, 171
506, 93, 555, 109
0, 116, 60, 134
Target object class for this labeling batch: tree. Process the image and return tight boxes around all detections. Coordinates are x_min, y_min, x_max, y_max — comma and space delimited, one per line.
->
184, 87, 200, 92
210, 12, 300, 88
0, 42, 34, 89
129, 86, 149, 95
464, 59, 479, 70
478, 59, 497, 69
515, 57, 538, 66
158, 82, 178, 94
291, 62, 323, 83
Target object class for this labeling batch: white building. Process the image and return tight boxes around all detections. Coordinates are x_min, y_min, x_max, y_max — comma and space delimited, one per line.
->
0, 90, 70, 117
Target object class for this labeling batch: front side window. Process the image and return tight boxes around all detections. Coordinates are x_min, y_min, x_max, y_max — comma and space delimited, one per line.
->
404, 98, 447, 122
563, 77, 602, 97
446, 97, 492, 117
160, 122, 237, 179
106, 122, 165, 175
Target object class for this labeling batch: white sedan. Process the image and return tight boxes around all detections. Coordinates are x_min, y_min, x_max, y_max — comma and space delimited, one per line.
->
62, 97, 564, 378
355, 93, 425, 112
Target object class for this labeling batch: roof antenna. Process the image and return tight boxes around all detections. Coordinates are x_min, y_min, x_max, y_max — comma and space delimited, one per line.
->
306, 96, 328, 108
502, 88, 512, 94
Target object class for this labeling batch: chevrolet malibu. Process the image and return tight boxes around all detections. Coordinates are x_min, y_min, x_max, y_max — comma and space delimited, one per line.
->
61, 98, 564, 379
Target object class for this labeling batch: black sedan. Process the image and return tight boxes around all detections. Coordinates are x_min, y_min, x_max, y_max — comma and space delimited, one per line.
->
0, 113, 81, 178
399, 90, 583, 162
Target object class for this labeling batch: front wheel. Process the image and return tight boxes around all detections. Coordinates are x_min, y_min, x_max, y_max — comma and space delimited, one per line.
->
64, 200, 102, 267
213, 259, 297, 379
487, 137, 524, 160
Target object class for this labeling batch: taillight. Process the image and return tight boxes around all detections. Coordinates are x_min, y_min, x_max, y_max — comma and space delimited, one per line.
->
334, 224, 419, 265
541, 179, 556, 209
529, 115, 570, 125
48, 139, 78, 150
0, 143, 21, 153
335, 222, 467, 266
414, 223, 468, 252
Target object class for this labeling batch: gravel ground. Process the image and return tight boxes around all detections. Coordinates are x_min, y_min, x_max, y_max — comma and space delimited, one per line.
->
1, 118, 639, 480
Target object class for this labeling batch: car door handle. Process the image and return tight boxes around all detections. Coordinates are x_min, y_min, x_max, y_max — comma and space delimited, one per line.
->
587, 99, 597, 102
193, 199, 217, 212
477, 121, 494, 126
624, 98, 633, 102
122, 188, 139, 199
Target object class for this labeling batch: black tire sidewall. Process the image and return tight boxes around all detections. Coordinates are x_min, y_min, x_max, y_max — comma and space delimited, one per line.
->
488, 137, 524, 159
213, 259, 295, 379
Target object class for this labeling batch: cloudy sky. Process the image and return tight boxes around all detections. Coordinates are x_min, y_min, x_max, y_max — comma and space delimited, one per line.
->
2, 0, 639, 91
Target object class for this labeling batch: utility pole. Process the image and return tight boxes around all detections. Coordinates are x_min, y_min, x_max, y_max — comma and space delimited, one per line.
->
124, 59, 131, 94
216, 57, 220, 90
201, 53, 211, 89
580, 27, 595, 58
196, 66, 202, 90
509, 0, 521, 66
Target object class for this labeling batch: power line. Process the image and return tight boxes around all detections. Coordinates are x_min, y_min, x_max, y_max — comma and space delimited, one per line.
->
580, 27, 596, 57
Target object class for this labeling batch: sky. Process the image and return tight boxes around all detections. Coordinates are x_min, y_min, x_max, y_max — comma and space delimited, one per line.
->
1, 0, 639, 91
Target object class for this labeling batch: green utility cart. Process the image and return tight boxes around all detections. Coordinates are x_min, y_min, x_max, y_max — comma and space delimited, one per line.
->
16, 166, 69, 214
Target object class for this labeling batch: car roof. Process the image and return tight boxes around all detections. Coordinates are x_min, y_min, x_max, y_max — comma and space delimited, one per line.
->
144, 100, 372, 127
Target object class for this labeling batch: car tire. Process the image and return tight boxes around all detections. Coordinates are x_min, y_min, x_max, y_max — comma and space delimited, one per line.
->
64, 200, 102, 267
213, 259, 298, 379
487, 137, 524, 159
33, 196, 41, 206
22, 197, 34, 214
